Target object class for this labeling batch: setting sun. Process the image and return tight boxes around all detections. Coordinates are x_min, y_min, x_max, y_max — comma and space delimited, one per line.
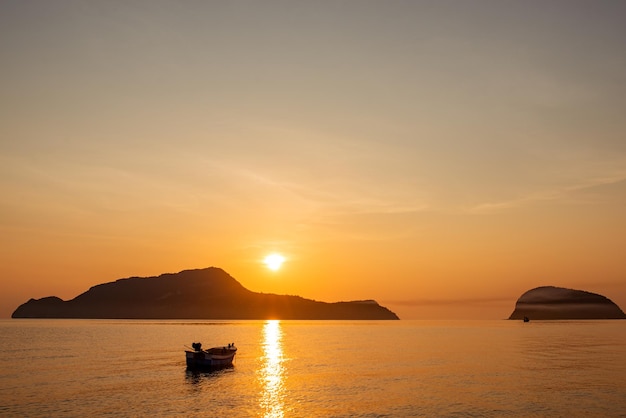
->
263, 254, 286, 271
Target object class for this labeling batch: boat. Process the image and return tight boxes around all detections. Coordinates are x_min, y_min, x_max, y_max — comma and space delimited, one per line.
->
185, 342, 237, 369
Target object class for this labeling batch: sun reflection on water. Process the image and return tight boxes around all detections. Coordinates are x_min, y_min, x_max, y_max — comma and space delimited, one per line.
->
259, 320, 285, 417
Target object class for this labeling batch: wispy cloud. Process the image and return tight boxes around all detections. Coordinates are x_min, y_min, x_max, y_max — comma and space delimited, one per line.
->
467, 163, 626, 214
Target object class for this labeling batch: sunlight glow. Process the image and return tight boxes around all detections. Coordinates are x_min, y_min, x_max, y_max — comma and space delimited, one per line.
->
258, 320, 285, 418
263, 253, 286, 271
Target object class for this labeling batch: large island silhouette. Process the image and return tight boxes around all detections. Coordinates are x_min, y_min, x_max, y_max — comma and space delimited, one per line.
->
12, 267, 399, 320
509, 286, 626, 320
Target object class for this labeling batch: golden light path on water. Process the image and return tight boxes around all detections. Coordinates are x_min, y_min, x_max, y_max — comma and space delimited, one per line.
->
259, 320, 285, 417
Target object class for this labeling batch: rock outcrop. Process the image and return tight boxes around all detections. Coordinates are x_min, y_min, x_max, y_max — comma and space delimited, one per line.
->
509, 286, 626, 320
12, 267, 399, 320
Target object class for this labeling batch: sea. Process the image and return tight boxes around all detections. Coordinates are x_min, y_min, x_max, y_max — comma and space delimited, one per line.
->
0, 319, 624, 417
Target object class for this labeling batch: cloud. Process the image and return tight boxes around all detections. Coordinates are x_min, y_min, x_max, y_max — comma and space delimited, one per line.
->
467, 162, 626, 214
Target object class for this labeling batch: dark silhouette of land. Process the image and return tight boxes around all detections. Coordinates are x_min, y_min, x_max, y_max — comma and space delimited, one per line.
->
12, 267, 399, 319
509, 286, 626, 320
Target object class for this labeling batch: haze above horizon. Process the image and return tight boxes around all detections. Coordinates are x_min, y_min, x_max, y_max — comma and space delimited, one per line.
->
1, 0, 625, 319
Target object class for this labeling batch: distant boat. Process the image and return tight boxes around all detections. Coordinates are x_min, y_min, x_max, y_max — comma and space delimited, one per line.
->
523, 316, 530, 322
185, 342, 237, 369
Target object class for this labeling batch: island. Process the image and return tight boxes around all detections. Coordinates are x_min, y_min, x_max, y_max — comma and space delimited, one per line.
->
12, 267, 399, 320
508, 286, 626, 320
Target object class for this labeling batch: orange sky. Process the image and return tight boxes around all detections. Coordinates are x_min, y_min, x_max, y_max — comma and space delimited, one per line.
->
1, 1, 626, 319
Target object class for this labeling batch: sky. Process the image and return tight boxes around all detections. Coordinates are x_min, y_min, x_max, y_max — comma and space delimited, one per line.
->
1, 0, 626, 319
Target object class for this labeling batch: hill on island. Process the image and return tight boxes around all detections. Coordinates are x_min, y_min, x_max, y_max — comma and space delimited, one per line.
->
12, 267, 399, 320
509, 286, 626, 320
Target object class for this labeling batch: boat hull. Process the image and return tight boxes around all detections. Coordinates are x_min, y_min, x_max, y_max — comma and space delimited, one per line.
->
185, 347, 237, 369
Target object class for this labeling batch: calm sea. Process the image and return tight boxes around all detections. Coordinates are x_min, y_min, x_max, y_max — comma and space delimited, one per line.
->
0, 319, 624, 417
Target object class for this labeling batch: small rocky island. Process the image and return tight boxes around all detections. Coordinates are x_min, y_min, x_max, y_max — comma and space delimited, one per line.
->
12, 267, 399, 320
509, 286, 626, 320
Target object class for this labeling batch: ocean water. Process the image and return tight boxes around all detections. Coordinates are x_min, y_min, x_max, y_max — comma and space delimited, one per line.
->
0, 319, 624, 417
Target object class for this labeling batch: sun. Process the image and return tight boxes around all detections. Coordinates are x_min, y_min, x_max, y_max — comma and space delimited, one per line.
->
263, 253, 286, 271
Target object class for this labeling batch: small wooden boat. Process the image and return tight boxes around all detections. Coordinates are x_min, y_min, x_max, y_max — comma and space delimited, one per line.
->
185, 342, 237, 369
